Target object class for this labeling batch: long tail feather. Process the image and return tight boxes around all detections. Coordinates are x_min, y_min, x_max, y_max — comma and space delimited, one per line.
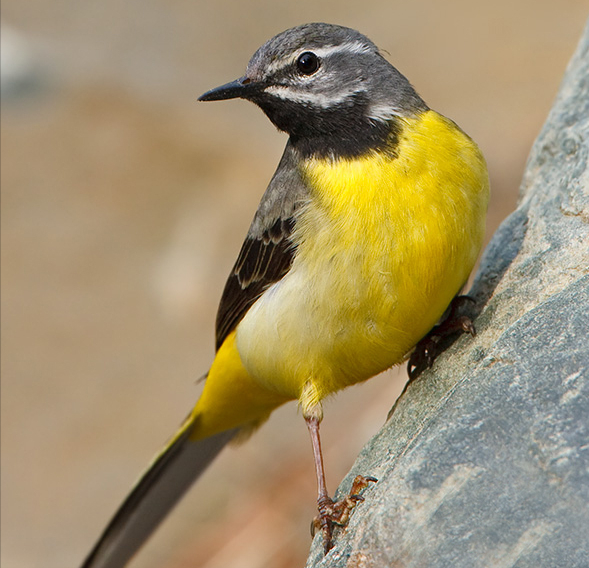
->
80, 420, 236, 568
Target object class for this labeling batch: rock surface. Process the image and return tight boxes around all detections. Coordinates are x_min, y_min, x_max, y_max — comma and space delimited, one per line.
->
306, 20, 589, 568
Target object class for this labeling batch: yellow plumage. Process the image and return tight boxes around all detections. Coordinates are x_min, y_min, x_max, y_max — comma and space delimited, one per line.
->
193, 109, 488, 430
190, 331, 290, 440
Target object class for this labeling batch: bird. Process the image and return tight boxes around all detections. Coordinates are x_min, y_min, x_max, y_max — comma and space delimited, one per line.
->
80, 22, 489, 568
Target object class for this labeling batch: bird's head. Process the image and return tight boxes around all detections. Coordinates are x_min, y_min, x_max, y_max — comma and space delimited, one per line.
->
199, 23, 427, 157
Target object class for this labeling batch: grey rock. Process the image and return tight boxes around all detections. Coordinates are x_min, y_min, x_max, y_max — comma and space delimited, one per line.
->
306, 19, 589, 568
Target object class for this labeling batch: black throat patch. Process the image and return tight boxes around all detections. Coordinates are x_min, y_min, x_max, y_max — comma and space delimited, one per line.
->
256, 91, 402, 160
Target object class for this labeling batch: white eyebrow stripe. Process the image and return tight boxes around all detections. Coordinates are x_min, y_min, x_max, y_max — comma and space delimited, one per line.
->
265, 41, 373, 75
264, 85, 363, 108
311, 41, 373, 58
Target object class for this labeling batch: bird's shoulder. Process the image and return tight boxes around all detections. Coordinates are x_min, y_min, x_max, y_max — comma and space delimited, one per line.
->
214, 142, 309, 350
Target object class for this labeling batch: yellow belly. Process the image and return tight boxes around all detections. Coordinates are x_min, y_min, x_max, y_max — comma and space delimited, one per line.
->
235, 110, 489, 411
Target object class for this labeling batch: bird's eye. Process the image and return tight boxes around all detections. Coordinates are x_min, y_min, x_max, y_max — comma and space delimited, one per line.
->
296, 52, 320, 75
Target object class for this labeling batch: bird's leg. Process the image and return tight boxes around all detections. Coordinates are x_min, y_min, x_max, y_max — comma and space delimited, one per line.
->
305, 415, 377, 553
408, 295, 477, 379
306, 415, 333, 551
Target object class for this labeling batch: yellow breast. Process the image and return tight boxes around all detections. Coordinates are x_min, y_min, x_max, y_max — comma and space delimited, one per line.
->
235, 110, 489, 410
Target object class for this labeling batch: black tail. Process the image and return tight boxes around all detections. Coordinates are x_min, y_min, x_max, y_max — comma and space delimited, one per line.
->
80, 422, 236, 568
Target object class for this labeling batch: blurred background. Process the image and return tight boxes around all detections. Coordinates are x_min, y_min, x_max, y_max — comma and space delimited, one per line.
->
1, 2, 587, 567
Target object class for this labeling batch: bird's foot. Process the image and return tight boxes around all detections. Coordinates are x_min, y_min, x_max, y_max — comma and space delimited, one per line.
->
408, 295, 476, 380
312, 475, 377, 553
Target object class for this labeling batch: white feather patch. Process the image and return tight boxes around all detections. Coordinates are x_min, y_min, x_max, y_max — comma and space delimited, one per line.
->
366, 102, 402, 122
264, 84, 364, 108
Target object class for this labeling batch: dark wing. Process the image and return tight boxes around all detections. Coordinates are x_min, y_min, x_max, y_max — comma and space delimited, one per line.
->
214, 142, 309, 350
215, 217, 296, 349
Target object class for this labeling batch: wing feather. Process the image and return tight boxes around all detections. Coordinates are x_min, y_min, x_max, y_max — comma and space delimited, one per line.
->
215, 217, 296, 349
214, 143, 308, 350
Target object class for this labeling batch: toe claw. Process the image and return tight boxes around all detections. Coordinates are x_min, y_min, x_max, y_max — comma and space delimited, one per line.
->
407, 295, 477, 379
313, 475, 377, 553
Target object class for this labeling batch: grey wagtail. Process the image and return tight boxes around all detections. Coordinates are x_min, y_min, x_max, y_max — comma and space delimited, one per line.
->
81, 22, 489, 567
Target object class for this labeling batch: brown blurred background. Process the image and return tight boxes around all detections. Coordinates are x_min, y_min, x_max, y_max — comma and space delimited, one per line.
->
1, 2, 587, 567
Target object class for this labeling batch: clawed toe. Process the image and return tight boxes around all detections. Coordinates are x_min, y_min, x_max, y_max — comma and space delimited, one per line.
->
311, 475, 377, 552
408, 295, 477, 379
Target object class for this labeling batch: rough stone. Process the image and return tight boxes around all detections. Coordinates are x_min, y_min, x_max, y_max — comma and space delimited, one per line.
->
306, 20, 589, 568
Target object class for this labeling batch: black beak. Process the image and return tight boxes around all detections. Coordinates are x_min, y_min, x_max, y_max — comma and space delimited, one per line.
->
198, 76, 253, 102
